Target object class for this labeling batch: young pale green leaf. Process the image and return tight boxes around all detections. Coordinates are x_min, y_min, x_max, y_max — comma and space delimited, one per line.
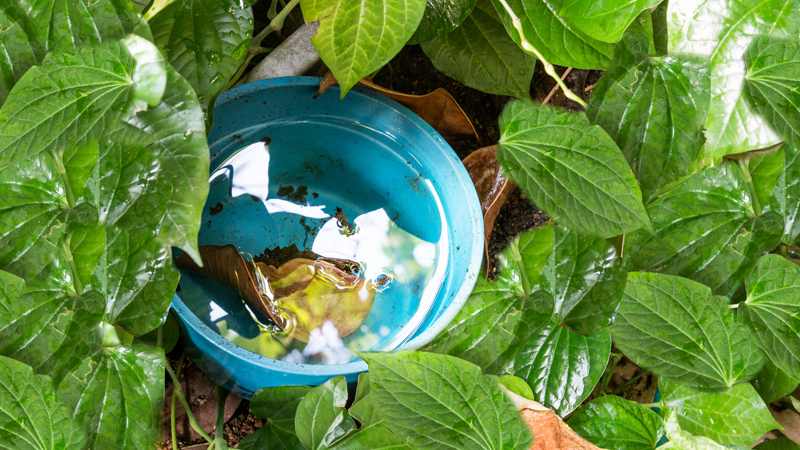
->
301, 0, 426, 97
122, 34, 167, 107
409, 0, 477, 44
756, 438, 800, 450
0, 272, 103, 377
739, 254, 800, 380
350, 373, 383, 427
659, 378, 780, 447
499, 374, 534, 400
421, 0, 536, 98
496, 223, 554, 295
667, 0, 798, 161
147, 0, 252, 112
25, 0, 152, 53
363, 351, 533, 450
423, 281, 551, 369
748, 146, 785, 213
502, 323, 611, 416
567, 395, 664, 450
625, 162, 784, 295
660, 409, 750, 450
769, 144, 800, 246
329, 422, 410, 450
752, 358, 800, 404
558, 0, 662, 44
537, 224, 626, 335
744, 36, 800, 145
498, 100, 651, 239
251, 385, 312, 419
0, 355, 86, 449
0, 4, 44, 107
57, 345, 165, 450
296, 376, 357, 450
586, 32, 710, 200
0, 43, 135, 169
611, 272, 765, 388
490, 0, 613, 69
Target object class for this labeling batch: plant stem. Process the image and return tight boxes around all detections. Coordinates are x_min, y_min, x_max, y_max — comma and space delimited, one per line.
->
729, 303, 740, 309
248, 0, 300, 52
495, 0, 586, 107
736, 159, 761, 216
598, 353, 624, 396
609, 369, 649, 396
641, 401, 663, 408
60, 239, 84, 294
171, 351, 186, 450
267, 0, 279, 20
166, 359, 213, 443
140, 0, 155, 15
214, 385, 229, 450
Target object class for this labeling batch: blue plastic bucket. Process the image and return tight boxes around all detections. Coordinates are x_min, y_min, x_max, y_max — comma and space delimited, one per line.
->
171, 77, 483, 398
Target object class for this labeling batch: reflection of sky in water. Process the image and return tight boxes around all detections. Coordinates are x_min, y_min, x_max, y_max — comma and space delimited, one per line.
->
194, 142, 448, 364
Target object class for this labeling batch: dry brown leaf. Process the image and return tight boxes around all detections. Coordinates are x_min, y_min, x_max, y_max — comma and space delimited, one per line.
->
769, 404, 800, 445
316, 71, 478, 141
461, 145, 515, 275
504, 389, 606, 450
176, 245, 288, 329
161, 362, 242, 442
177, 245, 380, 342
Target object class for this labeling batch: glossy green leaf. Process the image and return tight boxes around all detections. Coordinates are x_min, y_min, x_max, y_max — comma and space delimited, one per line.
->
296, 376, 357, 450
567, 395, 664, 450
148, 0, 252, 112
499, 374, 534, 400
625, 163, 783, 295
495, 223, 554, 295
747, 146, 785, 213
132, 311, 180, 353
0, 355, 86, 449
329, 423, 410, 450
498, 100, 651, 239
660, 379, 780, 447
350, 373, 382, 427
661, 409, 749, 450
0, 271, 103, 376
251, 385, 312, 419
409, 0, 477, 44
0, 4, 44, 107
301, 0, 426, 97
537, 225, 626, 335
502, 323, 611, 415
752, 358, 800, 404
769, 144, 800, 246
611, 272, 764, 388
587, 32, 710, 200
739, 254, 800, 381
421, 0, 535, 98
423, 280, 550, 369
490, 0, 613, 69
559, 0, 662, 44
744, 36, 800, 145
0, 43, 135, 169
122, 34, 167, 107
57, 345, 163, 450
363, 351, 532, 450
25, 0, 152, 53
756, 438, 800, 450
667, 0, 799, 160
650, 1, 668, 56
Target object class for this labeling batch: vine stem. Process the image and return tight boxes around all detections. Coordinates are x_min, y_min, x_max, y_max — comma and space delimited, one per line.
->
166, 359, 213, 443
495, 0, 587, 107
248, 0, 301, 53
609, 369, 649, 397
171, 351, 186, 450
598, 353, 624, 396
213, 385, 229, 450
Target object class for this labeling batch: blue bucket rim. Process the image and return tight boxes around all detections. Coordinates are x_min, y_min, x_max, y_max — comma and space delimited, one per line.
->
171, 76, 484, 375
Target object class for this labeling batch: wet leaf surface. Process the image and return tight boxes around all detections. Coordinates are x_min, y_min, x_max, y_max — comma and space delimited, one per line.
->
317, 71, 478, 141
421, 0, 536, 98
611, 272, 765, 389
409, 0, 477, 44
567, 395, 664, 450
462, 145, 516, 272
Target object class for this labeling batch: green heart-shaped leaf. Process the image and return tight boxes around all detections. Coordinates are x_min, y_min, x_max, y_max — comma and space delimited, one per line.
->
559, 0, 661, 44
567, 395, 664, 450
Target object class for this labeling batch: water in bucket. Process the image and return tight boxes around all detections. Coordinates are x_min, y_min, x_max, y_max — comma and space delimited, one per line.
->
177, 134, 450, 365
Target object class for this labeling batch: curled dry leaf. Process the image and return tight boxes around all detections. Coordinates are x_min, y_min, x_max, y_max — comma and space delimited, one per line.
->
504, 389, 605, 450
462, 145, 516, 274
316, 71, 478, 141
177, 245, 380, 342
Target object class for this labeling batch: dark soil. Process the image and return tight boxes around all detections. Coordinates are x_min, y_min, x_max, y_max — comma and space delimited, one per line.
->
161, 40, 605, 447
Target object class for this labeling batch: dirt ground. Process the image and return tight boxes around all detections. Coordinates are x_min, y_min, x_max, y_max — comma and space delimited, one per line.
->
161, 36, 604, 449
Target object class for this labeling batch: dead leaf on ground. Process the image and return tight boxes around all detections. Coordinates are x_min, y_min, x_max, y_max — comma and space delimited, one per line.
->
504, 389, 605, 450
769, 404, 800, 445
178, 245, 381, 342
461, 145, 515, 276
162, 361, 242, 443
316, 71, 478, 141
